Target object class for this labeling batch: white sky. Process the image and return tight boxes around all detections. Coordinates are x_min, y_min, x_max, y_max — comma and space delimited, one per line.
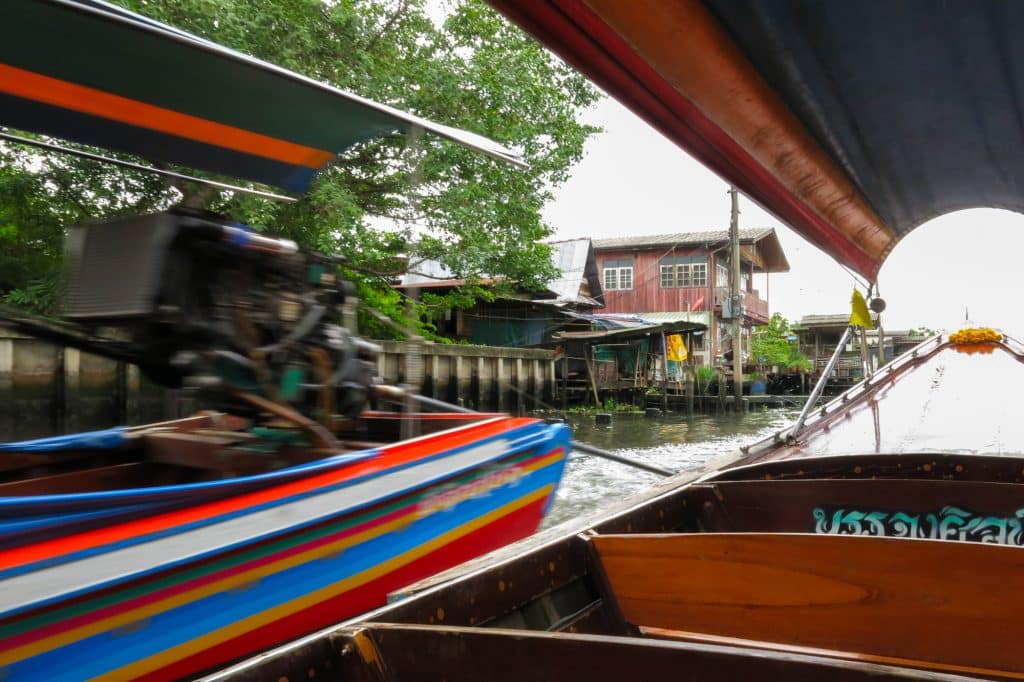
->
542, 96, 1024, 337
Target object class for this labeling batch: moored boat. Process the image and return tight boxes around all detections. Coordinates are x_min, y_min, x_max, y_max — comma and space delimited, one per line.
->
0, 411, 567, 680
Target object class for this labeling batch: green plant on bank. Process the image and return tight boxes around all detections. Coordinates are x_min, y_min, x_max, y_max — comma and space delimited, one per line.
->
0, 0, 601, 337
695, 366, 717, 395
751, 313, 812, 372
565, 397, 641, 414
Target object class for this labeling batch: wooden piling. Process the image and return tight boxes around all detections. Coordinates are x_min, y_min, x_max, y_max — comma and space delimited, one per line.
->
686, 368, 695, 417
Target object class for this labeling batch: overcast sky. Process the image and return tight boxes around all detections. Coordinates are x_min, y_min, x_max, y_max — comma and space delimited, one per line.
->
541, 96, 1024, 337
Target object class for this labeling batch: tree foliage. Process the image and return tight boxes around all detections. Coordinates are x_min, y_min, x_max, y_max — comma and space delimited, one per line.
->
0, 0, 600, 331
751, 313, 812, 372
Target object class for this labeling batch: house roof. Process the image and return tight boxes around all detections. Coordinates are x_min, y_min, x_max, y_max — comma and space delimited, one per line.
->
555, 319, 705, 342
542, 238, 604, 307
398, 239, 604, 308
593, 311, 711, 327
592, 228, 790, 273
799, 313, 878, 329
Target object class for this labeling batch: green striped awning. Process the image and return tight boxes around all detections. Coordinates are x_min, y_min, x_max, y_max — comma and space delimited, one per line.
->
0, 0, 524, 193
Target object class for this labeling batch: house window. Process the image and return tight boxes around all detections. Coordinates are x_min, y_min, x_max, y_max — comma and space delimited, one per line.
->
716, 262, 730, 288
603, 258, 633, 290
660, 265, 675, 288
691, 262, 707, 287
659, 256, 707, 288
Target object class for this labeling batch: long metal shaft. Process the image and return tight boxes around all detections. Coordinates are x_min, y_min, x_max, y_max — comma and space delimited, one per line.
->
0, 131, 297, 202
375, 386, 675, 477
729, 187, 743, 407
788, 324, 855, 441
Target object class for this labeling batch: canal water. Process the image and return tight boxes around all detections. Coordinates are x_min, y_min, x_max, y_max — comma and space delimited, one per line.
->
543, 408, 801, 528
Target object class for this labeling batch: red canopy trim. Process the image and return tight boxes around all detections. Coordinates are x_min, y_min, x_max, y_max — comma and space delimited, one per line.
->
489, 0, 895, 279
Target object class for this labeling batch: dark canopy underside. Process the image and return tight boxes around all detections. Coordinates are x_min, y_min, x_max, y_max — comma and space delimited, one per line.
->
705, 0, 1024, 242
0, 0, 523, 194
488, 0, 1024, 279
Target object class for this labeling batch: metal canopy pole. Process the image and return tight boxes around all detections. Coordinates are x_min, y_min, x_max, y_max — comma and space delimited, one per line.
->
787, 324, 855, 442
729, 187, 744, 410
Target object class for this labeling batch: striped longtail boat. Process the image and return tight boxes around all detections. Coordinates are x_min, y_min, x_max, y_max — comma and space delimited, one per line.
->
204, 1, 1024, 681
0, 1, 568, 679
0, 412, 568, 680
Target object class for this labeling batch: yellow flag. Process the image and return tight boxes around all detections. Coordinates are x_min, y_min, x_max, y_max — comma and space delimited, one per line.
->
849, 289, 873, 328
666, 334, 688, 361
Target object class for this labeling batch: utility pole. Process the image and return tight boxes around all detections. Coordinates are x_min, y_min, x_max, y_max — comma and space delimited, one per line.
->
729, 186, 744, 410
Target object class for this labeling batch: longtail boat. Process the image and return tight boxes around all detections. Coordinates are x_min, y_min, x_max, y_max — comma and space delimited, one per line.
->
0, 2, 568, 680
202, 1, 1024, 680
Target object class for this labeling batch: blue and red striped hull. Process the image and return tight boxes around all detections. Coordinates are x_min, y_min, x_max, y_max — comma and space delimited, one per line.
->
0, 415, 570, 680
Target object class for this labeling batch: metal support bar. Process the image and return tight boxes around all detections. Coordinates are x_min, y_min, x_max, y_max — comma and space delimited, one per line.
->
0, 131, 297, 202
787, 324, 856, 442
375, 386, 675, 477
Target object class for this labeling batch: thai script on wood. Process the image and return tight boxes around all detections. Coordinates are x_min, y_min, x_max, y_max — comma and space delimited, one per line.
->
813, 506, 1024, 545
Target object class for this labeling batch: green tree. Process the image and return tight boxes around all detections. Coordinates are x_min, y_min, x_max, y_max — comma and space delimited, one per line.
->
0, 0, 600, 333
751, 313, 812, 371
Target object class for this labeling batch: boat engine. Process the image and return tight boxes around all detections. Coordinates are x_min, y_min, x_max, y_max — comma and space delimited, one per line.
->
61, 210, 379, 428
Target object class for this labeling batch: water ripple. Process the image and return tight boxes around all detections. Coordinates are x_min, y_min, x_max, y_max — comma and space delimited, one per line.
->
544, 409, 800, 528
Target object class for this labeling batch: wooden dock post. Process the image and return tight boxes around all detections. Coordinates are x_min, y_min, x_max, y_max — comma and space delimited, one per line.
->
0, 336, 12, 435
660, 331, 669, 413
686, 368, 695, 417
475, 356, 486, 410
515, 358, 524, 416
717, 369, 726, 413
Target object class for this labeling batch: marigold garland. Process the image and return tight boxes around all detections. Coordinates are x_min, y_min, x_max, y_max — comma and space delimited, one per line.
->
949, 327, 1002, 345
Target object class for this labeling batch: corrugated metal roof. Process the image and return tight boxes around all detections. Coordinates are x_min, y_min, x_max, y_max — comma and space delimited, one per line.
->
543, 238, 603, 307
400, 239, 604, 308
592, 228, 774, 250
799, 313, 878, 327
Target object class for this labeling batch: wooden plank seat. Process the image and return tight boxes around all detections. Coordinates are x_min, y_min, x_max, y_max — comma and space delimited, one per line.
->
688, 478, 1024, 543
639, 627, 1019, 680
207, 623, 971, 682
591, 533, 1024, 679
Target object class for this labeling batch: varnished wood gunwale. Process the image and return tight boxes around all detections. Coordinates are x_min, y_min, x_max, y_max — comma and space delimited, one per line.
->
592, 532, 1024, 675
203, 623, 973, 682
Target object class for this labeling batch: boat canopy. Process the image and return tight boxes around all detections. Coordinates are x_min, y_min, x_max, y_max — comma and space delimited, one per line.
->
0, 0, 524, 195
488, 0, 1024, 280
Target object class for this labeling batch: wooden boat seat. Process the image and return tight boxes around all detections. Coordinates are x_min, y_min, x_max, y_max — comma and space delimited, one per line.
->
688, 478, 1024, 542
638, 627, 1015, 680
0, 461, 194, 495
142, 431, 348, 477
590, 532, 1024, 679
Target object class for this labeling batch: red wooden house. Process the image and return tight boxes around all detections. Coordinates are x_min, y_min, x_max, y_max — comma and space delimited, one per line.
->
592, 229, 790, 364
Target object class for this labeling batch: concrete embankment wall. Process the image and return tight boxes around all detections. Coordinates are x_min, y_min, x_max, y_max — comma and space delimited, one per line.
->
0, 329, 556, 439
